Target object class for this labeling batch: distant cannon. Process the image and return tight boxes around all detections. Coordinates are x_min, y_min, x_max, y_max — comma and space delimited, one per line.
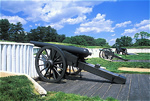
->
115, 47, 128, 55
30, 41, 126, 84
99, 48, 128, 61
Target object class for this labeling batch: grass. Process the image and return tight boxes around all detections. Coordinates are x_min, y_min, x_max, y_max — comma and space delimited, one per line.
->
0, 75, 40, 101
86, 58, 150, 74
44, 91, 118, 101
0, 76, 118, 101
113, 53, 150, 60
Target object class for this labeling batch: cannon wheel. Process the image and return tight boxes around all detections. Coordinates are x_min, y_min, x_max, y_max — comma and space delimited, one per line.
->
99, 48, 114, 60
35, 45, 67, 83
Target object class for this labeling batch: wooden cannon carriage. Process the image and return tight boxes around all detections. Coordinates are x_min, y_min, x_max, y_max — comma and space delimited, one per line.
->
30, 41, 126, 84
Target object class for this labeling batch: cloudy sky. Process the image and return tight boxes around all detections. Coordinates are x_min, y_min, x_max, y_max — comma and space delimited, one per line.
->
1, 0, 149, 45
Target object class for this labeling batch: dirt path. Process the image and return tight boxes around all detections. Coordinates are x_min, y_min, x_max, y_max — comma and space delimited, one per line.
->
118, 67, 150, 72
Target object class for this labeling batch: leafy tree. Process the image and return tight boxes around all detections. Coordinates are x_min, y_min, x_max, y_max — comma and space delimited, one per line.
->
62, 37, 71, 43
27, 26, 58, 42
114, 36, 132, 47
0, 19, 10, 40
9, 22, 25, 42
134, 31, 150, 46
95, 38, 107, 46
57, 34, 66, 42
77, 35, 95, 46
134, 31, 150, 40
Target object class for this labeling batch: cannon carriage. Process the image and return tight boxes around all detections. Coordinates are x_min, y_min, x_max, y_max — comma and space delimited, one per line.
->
99, 48, 128, 61
30, 41, 126, 84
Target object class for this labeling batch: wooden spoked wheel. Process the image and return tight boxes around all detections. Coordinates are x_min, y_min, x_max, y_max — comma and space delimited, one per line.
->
35, 45, 67, 83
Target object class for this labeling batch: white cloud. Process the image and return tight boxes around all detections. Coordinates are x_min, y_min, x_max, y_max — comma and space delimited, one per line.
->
135, 20, 149, 27
1, 1, 97, 22
0, 15, 27, 24
29, 25, 32, 27
121, 19, 150, 38
75, 13, 114, 34
115, 21, 131, 28
109, 38, 116, 45
35, 23, 40, 26
1, 1, 102, 29
111, 34, 116, 36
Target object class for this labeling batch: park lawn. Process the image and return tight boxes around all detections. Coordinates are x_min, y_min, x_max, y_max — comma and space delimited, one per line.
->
86, 58, 150, 73
0, 75, 118, 101
119, 53, 150, 60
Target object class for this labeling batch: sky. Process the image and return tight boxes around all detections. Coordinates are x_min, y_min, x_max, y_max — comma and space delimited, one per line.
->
0, 0, 149, 46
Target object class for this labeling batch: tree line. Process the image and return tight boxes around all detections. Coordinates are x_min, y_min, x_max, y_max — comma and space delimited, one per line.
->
0, 19, 149, 47
112, 31, 150, 47
0, 19, 108, 46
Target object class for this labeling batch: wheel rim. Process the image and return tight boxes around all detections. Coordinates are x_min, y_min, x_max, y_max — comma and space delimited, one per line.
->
35, 45, 66, 83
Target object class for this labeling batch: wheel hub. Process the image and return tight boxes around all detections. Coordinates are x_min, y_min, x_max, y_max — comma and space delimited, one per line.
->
46, 60, 54, 68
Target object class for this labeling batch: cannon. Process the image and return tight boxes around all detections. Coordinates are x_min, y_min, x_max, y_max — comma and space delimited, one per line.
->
30, 41, 126, 84
99, 48, 128, 61
115, 47, 128, 55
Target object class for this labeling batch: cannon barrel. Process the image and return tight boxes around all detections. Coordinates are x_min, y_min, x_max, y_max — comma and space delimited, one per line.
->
30, 41, 91, 57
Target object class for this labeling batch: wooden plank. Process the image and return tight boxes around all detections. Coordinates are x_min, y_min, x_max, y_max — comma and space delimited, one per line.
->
128, 74, 141, 101
103, 83, 122, 99
117, 74, 132, 101
91, 81, 111, 98
138, 74, 150, 101
75, 74, 103, 95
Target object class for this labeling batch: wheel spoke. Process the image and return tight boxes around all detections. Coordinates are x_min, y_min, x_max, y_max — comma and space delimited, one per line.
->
54, 55, 61, 62
44, 67, 50, 77
40, 66, 48, 73
48, 69, 52, 79
45, 49, 49, 58
54, 65, 63, 70
38, 64, 45, 66
54, 61, 63, 65
42, 53, 48, 60
54, 68, 61, 76
50, 49, 57, 60
52, 70, 56, 79
38, 58, 46, 62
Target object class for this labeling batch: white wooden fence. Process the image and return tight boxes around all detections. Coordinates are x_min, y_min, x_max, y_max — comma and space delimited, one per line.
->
0, 42, 38, 78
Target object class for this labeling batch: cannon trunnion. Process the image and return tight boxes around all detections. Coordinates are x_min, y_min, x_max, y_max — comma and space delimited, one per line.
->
31, 41, 126, 84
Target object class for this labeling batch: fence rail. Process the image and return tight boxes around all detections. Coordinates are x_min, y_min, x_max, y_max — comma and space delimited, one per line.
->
0, 42, 38, 78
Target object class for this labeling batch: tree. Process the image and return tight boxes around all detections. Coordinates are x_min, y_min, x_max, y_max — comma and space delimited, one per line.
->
56, 34, 66, 42
0, 19, 10, 40
95, 38, 107, 46
134, 31, 150, 46
8, 22, 25, 42
77, 35, 95, 46
27, 26, 58, 42
114, 36, 132, 47
134, 31, 150, 40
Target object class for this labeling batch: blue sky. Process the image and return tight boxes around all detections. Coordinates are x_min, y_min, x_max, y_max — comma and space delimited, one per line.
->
0, 0, 149, 45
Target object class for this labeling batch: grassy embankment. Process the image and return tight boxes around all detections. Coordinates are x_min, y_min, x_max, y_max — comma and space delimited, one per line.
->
87, 53, 150, 74
0, 75, 118, 101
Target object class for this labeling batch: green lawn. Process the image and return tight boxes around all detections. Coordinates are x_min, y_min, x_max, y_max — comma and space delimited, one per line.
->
86, 57, 150, 73
118, 53, 150, 60
0, 75, 118, 101
0, 75, 39, 101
